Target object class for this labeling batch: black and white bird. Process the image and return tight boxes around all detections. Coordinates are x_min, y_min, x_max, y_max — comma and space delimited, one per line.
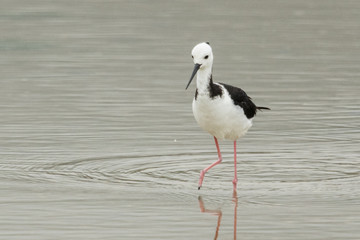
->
185, 42, 270, 190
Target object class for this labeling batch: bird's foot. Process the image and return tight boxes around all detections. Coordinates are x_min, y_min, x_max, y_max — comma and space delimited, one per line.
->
198, 170, 205, 190
232, 178, 238, 190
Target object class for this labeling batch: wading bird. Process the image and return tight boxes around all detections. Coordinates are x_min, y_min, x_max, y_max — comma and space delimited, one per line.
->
186, 42, 270, 190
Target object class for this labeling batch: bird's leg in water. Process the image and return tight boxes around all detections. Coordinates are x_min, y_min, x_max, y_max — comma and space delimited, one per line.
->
198, 137, 222, 189
232, 141, 238, 190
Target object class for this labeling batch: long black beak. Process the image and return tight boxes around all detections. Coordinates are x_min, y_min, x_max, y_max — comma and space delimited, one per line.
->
185, 63, 201, 90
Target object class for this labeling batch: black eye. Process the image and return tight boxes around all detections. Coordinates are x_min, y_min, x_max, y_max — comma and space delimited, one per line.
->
204, 55, 209, 59
191, 55, 194, 59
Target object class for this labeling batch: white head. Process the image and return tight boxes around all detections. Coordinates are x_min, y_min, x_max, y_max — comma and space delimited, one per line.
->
191, 42, 213, 69
186, 42, 213, 90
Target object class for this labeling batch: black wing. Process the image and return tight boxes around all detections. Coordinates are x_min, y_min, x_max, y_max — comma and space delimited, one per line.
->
221, 83, 258, 119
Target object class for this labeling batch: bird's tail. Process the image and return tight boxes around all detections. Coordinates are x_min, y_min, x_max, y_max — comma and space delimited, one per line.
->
257, 106, 271, 111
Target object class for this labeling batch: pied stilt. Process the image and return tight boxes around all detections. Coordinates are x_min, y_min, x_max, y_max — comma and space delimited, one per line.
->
185, 42, 270, 190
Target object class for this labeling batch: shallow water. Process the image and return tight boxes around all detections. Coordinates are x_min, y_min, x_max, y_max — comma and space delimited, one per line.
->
1, 0, 360, 239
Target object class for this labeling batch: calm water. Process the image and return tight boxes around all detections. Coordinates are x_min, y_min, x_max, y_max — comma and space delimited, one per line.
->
1, 0, 359, 239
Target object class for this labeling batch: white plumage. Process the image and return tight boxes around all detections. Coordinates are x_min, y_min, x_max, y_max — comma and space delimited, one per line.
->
192, 83, 252, 141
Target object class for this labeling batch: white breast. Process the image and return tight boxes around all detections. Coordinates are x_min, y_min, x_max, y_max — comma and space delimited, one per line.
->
192, 85, 253, 141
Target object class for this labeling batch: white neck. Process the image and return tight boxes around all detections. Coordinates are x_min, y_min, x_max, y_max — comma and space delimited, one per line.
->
196, 67, 213, 94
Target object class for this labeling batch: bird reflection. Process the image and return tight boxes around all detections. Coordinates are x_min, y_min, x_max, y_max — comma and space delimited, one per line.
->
198, 190, 238, 240
198, 196, 222, 239
232, 190, 238, 240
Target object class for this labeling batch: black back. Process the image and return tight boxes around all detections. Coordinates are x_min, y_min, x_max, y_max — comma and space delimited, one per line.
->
195, 75, 224, 100
208, 75, 223, 99
194, 76, 269, 119
221, 83, 257, 119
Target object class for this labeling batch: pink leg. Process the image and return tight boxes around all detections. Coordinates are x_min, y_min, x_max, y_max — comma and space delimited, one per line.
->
232, 141, 238, 190
198, 137, 222, 189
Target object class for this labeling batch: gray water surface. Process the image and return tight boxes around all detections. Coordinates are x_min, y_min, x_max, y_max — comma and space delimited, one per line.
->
1, 0, 360, 239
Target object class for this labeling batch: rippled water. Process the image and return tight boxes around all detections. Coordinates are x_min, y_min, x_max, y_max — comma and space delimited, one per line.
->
1, 0, 359, 239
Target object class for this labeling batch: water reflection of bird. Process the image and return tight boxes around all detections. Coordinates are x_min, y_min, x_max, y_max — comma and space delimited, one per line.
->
198, 191, 238, 239
198, 196, 222, 239
186, 42, 270, 190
